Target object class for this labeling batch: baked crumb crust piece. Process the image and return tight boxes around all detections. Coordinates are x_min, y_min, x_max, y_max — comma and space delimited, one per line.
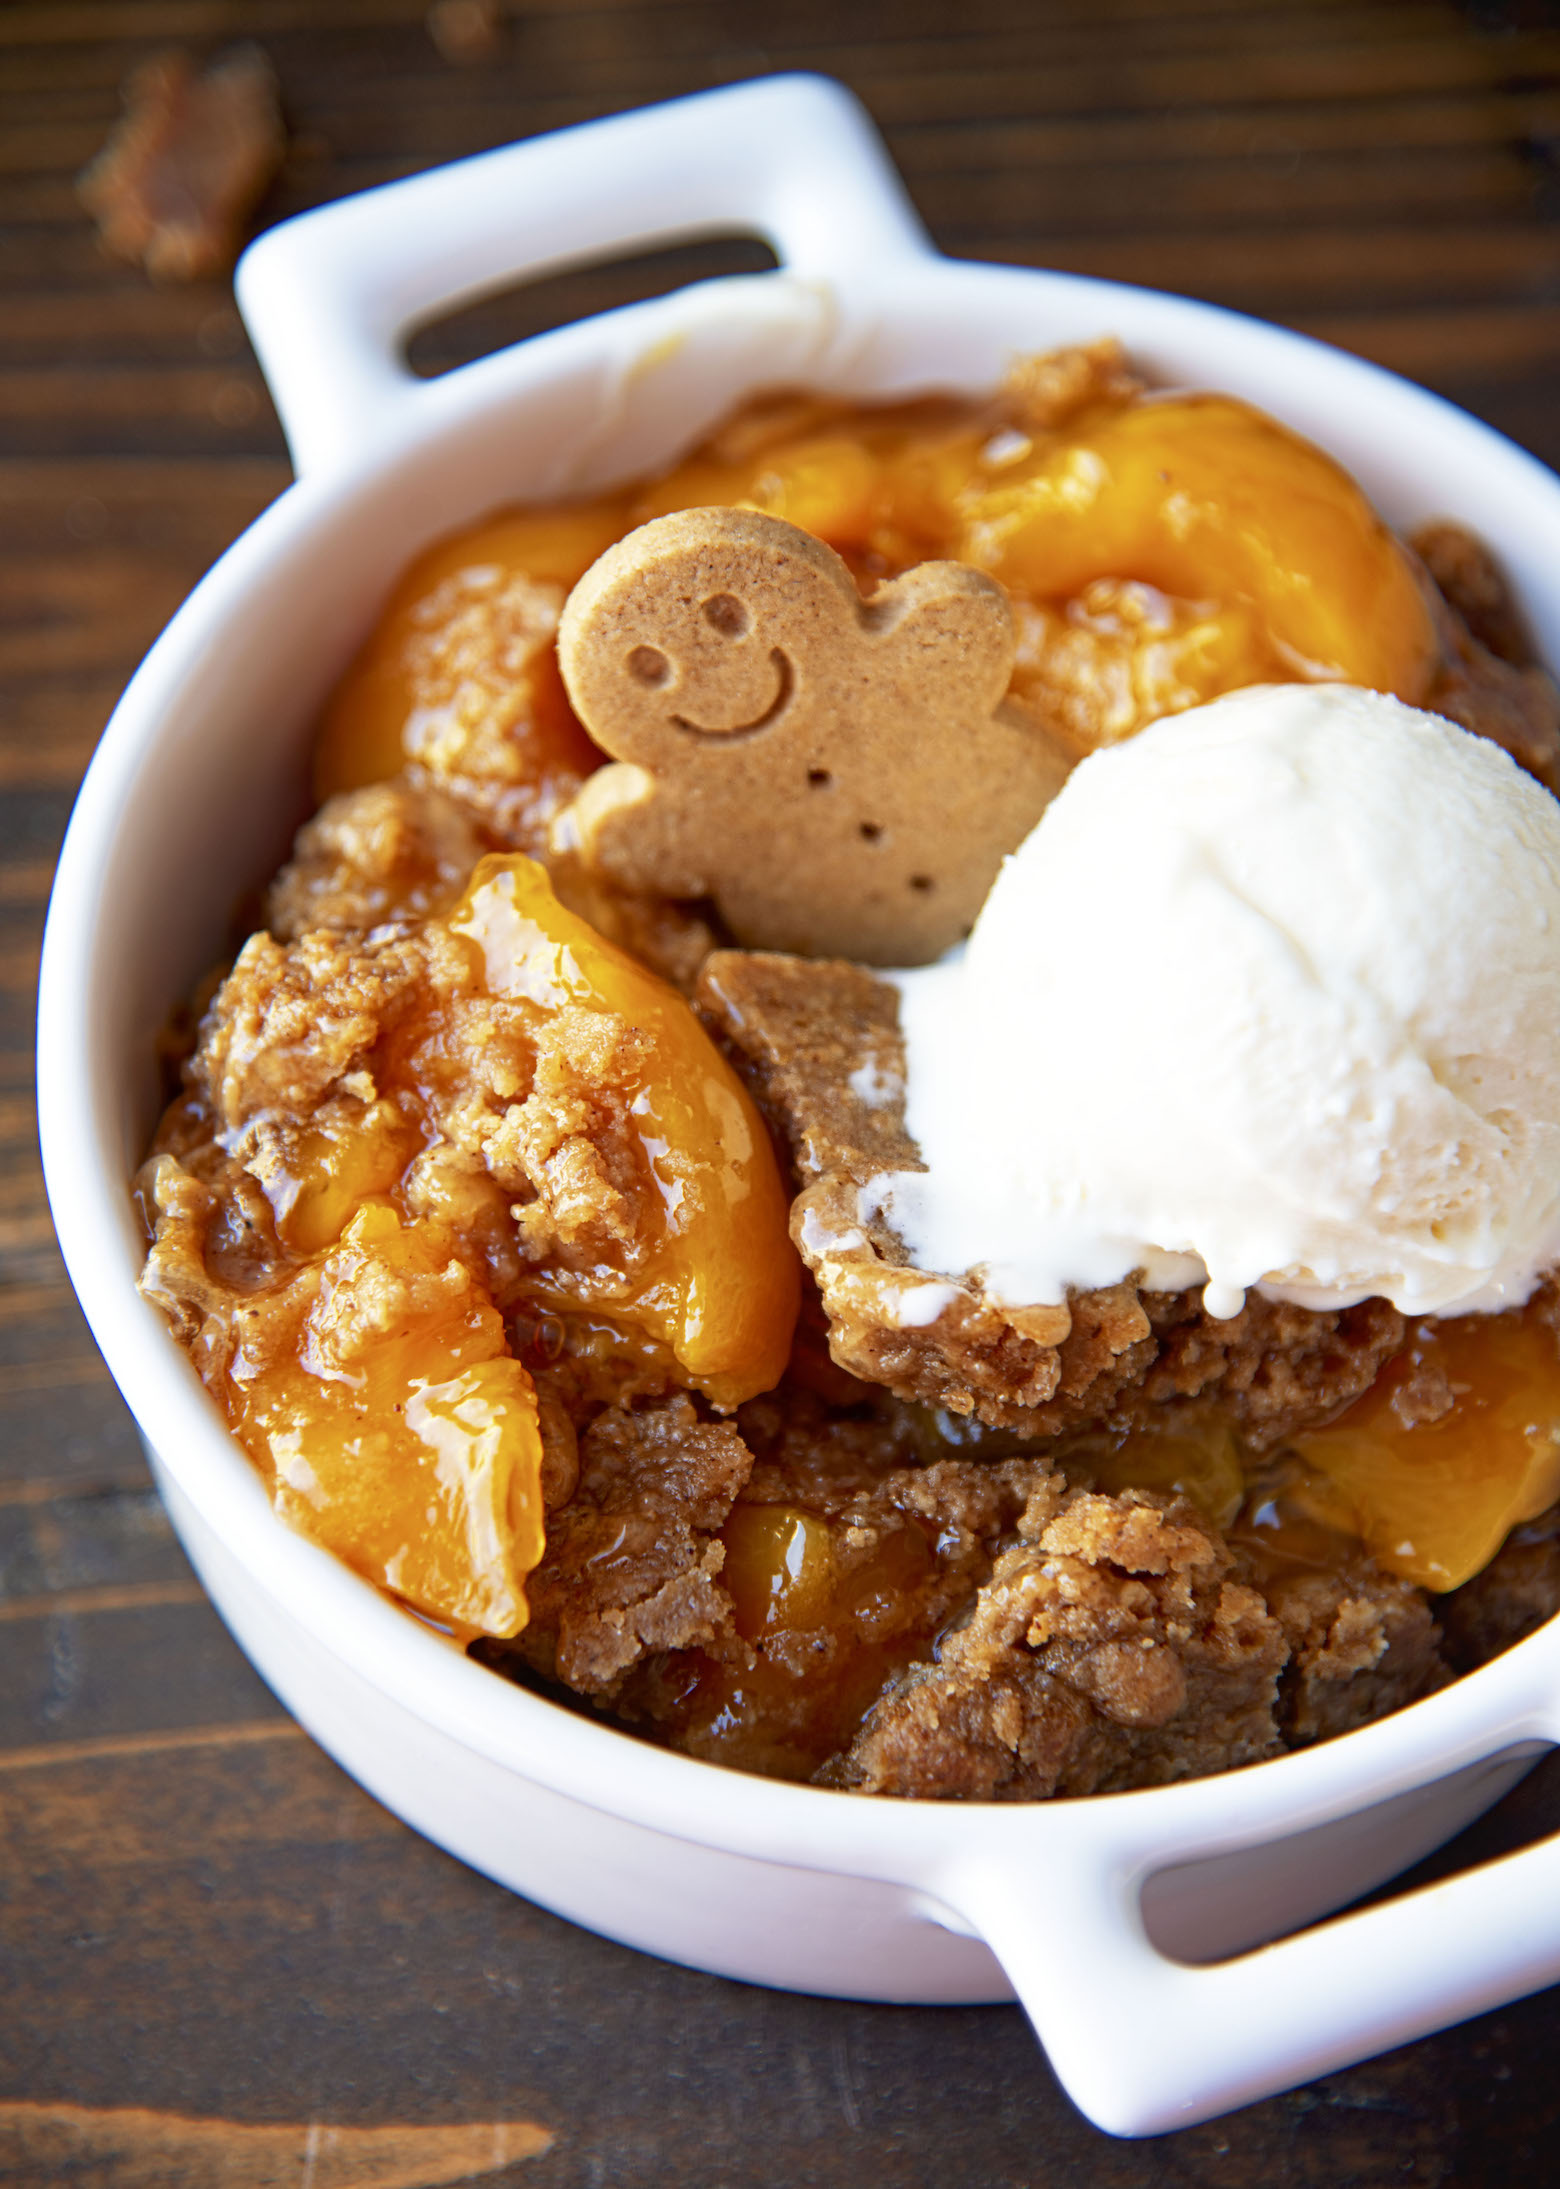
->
264, 781, 488, 942
1266, 1560, 1450, 1747
694, 950, 1151, 1426
824, 1488, 1457, 1800
1412, 521, 1560, 795
511, 1395, 753, 1696
482, 1350, 1463, 1795
483, 1380, 1065, 1745
1439, 1507, 1560, 1674
694, 950, 1405, 1444
826, 1487, 1289, 1800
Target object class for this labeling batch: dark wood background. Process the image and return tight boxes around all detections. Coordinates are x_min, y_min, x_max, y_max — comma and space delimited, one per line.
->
7, 2, 1560, 2182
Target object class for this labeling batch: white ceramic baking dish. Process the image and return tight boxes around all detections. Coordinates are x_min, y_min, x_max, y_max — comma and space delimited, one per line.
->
36, 74, 1560, 2138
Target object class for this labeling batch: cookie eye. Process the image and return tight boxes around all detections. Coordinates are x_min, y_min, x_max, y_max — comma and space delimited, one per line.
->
628, 645, 671, 687
702, 592, 750, 639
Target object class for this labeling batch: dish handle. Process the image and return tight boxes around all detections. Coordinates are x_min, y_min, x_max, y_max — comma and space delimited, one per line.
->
235, 73, 930, 478
919, 1732, 1560, 2137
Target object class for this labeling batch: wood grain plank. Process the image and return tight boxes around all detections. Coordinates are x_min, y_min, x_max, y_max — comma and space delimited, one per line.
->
0, 290, 251, 350
0, 1165, 51, 1225
0, 123, 115, 178
0, 591, 219, 677
0, 455, 285, 499
0, 0, 430, 43
0, 1304, 145, 1489
0, 939, 45, 1005
0, 1278, 113, 1343
0, 0, 669, 41
0, 1478, 184, 1602
0, 178, 98, 224
0, 0, 1398, 50
0, 1734, 379, 1854
3, 5, 1560, 2177
899, 87, 1560, 169
0, 363, 275, 431
0, 460, 284, 583
0, 224, 223, 281
0, 2, 1473, 111
0, 1098, 44, 1144
0, 1223, 64, 1284
243, 16, 1560, 114
1299, 298, 1560, 379
0, 2109, 553, 2189
0, 1717, 305, 1773
1019, 222, 1560, 302
3, 1725, 1555, 2185
0, 13, 1515, 179
281, 28, 1560, 126
0, 857, 58, 908
0, 741, 117, 792
916, 145, 1541, 233
613, 1, 1470, 68
246, 24, 1483, 131
0, 1202, 64, 1282
0, 1468, 152, 1510
0, 1594, 287, 1751
0, 1580, 206, 1623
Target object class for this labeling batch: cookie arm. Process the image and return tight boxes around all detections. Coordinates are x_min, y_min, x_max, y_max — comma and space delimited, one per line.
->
564, 762, 712, 901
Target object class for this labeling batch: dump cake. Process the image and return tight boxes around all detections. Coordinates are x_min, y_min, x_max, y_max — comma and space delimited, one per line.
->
136, 342, 1560, 1795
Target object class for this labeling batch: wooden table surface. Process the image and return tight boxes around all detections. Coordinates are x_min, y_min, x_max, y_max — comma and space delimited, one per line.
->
7, 2, 1560, 2182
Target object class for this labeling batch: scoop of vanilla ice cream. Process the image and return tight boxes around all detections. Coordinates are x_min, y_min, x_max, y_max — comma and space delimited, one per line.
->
871, 682, 1560, 1320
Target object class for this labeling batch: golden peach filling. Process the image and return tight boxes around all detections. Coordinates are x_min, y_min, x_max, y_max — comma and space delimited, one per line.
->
1285, 1315, 1560, 1592
269, 1098, 422, 1257
962, 393, 1435, 708
445, 854, 798, 1406
721, 1503, 842, 1639
228, 1205, 546, 1636
673, 1504, 943, 1778
316, 512, 611, 822
1059, 1419, 1247, 1533
1041, 1314, 1560, 1599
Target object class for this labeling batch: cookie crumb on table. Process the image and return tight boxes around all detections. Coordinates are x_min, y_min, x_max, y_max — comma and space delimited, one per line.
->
428, 0, 506, 64
77, 45, 286, 282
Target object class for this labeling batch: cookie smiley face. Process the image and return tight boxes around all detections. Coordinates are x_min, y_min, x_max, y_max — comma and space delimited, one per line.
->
621, 584, 795, 738
556, 506, 1071, 965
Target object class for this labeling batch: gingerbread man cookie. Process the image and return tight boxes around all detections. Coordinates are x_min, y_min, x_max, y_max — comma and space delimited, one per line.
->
555, 507, 1071, 965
